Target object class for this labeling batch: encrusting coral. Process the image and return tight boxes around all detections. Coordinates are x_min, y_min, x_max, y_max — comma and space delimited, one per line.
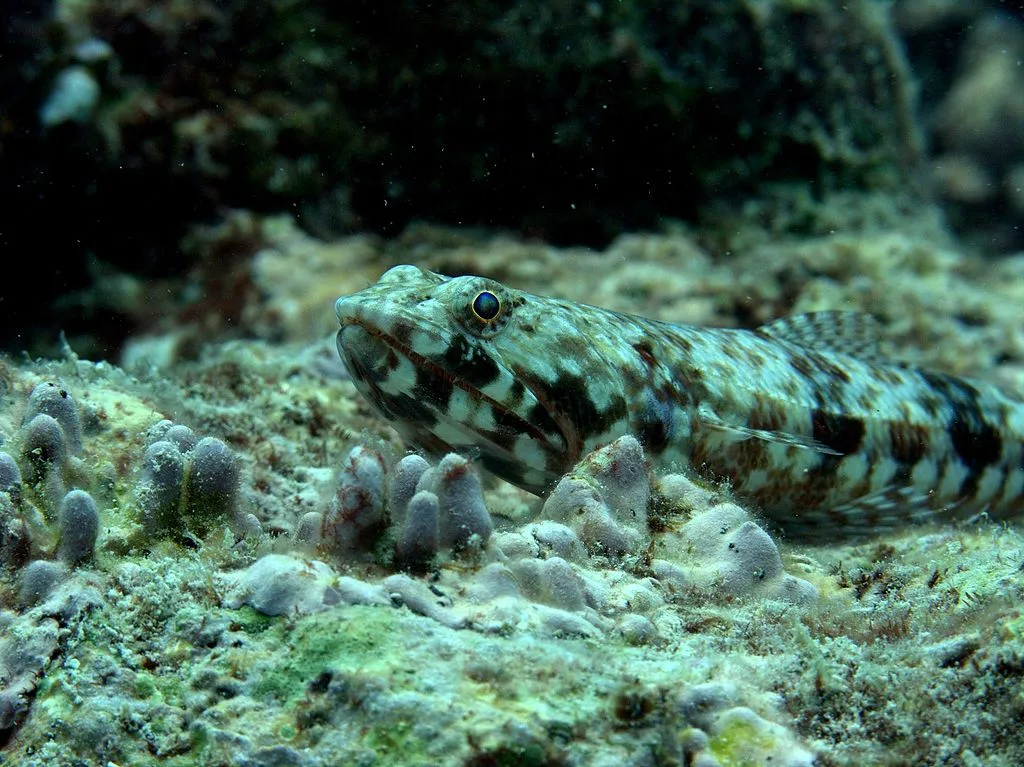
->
213, 435, 818, 765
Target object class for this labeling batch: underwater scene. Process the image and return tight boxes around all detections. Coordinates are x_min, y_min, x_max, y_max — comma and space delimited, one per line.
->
3, 1, 1024, 765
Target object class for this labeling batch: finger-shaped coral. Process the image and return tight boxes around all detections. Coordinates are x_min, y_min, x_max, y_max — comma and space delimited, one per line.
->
136, 440, 186, 534
0, 510, 30, 572
316, 447, 494, 570
387, 454, 431, 528
430, 453, 493, 552
0, 450, 30, 569
17, 560, 67, 607
0, 452, 22, 499
15, 412, 75, 519
19, 415, 68, 485
294, 510, 324, 549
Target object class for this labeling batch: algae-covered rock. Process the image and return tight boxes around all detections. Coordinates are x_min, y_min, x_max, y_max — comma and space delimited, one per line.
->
3, 209, 1024, 766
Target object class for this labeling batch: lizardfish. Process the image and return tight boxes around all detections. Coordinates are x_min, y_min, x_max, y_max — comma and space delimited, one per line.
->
335, 265, 1024, 534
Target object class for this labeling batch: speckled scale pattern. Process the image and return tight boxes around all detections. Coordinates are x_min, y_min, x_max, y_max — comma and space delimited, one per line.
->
335, 265, 1024, 536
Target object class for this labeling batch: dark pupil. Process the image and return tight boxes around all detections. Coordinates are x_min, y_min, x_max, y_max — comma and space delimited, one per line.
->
473, 291, 500, 320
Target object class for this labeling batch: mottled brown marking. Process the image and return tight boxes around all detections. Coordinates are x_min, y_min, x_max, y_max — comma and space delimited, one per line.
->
718, 338, 739, 360
846, 474, 873, 504
889, 423, 928, 466
637, 417, 669, 454
554, 333, 591, 360
742, 347, 767, 369
661, 329, 694, 354
875, 368, 906, 386
391, 322, 414, 348
778, 378, 802, 399
813, 355, 852, 384
826, 505, 851, 526
949, 416, 1003, 475
918, 393, 943, 419
742, 440, 773, 471
746, 406, 785, 434
811, 410, 866, 456
789, 355, 816, 380
633, 341, 657, 368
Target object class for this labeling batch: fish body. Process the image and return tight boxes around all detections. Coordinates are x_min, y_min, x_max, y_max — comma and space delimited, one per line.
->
335, 265, 1024, 535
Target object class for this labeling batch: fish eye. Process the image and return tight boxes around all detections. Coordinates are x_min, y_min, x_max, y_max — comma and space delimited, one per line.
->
472, 290, 501, 321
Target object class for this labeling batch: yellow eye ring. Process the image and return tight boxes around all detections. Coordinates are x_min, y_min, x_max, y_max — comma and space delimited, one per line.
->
472, 290, 501, 321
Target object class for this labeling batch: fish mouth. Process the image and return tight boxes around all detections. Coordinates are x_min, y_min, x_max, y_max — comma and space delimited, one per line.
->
336, 317, 565, 458
336, 324, 394, 386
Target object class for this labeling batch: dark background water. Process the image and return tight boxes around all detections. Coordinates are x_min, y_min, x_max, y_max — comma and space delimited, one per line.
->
1, 0, 1022, 357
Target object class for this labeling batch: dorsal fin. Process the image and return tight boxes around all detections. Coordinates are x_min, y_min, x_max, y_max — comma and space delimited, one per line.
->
757, 311, 890, 362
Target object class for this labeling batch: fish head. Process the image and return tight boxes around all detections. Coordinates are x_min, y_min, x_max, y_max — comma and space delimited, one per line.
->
335, 264, 577, 493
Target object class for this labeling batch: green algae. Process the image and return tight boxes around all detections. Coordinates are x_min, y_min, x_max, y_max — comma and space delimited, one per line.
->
228, 605, 276, 635
364, 719, 419, 759
708, 716, 781, 767
998, 610, 1024, 643
132, 671, 158, 699
251, 607, 402, 704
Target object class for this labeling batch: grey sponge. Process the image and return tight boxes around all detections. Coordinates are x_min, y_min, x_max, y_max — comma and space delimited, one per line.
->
433, 454, 493, 551
322, 446, 387, 554
182, 437, 240, 536
393, 490, 440, 572
672, 502, 818, 605
136, 440, 186, 534
134, 428, 243, 541
0, 451, 21, 498
24, 382, 83, 454
315, 449, 496, 570
19, 560, 68, 606
0, 451, 27, 569
541, 436, 651, 558
388, 453, 494, 568
20, 414, 68, 476
18, 414, 70, 511
387, 454, 431, 528
57, 489, 99, 566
